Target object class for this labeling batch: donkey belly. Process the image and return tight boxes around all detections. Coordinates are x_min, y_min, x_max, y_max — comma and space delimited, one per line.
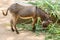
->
19, 16, 32, 19
19, 12, 34, 19
19, 8, 35, 19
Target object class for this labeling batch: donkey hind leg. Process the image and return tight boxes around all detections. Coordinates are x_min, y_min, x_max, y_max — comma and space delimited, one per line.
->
32, 18, 37, 32
13, 20, 19, 34
13, 17, 19, 34
10, 19, 14, 32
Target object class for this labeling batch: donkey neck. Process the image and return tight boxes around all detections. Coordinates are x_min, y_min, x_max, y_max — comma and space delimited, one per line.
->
36, 7, 50, 21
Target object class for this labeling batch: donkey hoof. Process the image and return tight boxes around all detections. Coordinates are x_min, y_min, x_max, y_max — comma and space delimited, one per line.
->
32, 29, 35, 32
32, 27, 36, 32
16, 31, 19, 34
11, 29, 14, 32
32, 28, 35, 32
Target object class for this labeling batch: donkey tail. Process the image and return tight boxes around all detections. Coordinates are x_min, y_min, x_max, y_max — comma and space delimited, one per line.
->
2, 8, 9, 16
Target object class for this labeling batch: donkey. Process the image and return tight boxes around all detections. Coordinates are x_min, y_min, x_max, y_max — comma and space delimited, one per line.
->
2, 3, 52, 34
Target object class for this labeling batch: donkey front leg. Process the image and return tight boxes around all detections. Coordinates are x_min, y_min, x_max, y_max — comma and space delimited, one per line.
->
32, 18, 37, 32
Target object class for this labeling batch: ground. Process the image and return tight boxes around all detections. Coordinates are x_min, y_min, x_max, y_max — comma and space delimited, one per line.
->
0, 7, 45, 40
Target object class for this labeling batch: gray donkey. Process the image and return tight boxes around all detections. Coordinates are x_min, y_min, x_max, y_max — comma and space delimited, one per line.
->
2, 3, 52, 34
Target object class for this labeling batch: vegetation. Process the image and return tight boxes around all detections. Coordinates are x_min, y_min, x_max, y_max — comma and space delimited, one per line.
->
28, 0, 60, 40
17, 0, 60, 40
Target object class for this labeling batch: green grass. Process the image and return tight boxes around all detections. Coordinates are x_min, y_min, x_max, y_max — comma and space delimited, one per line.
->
45, 22, 60, 40
45, 34, 60, 40
17, 20, 60, 40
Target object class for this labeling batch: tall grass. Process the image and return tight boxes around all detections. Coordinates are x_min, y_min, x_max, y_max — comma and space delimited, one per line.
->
28, 0, 60, 32
28, 0, 60, 19
28, 0, 60, 40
